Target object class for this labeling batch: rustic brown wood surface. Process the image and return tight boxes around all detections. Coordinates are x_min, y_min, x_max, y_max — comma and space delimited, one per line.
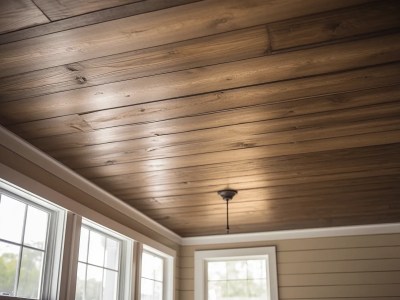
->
0, 0, 399, 237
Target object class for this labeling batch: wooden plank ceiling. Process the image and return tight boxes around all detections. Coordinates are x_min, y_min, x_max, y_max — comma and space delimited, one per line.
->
0, 0, 400, 237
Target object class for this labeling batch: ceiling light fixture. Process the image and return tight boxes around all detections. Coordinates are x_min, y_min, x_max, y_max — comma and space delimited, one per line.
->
217, 189, 238, 234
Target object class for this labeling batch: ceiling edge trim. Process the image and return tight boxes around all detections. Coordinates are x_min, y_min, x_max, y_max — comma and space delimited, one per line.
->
0, 125, 182, 245
181, 223, 400, 246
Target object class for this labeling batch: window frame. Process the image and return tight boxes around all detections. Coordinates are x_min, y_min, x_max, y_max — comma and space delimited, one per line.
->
75, 218, 134, 300
140, 245, 174, 300
194, 246, 279, 300
0, 181, 66, 300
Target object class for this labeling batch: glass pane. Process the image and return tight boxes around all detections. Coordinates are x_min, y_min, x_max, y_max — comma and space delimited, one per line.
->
208, 281, 227, 300
154, 281, 163, 300
227, 280, 248, 298
17, 248, 44, 299
0, 241, 20, 296
0, 194, 26, 243
75, 262, 86, 300
248, 279, 267, 299
140, 277, 154, 300
247, 259, 266, 279
86, 265, 103, 300
88, 230, 105, 267
105, 238, 120, 270
208, 261, 226, 280
78, 227, 89, 263
142, 251, 163, 281
103, 270, 118, 300
226, 260, 247, 279
24, 206, 49, 250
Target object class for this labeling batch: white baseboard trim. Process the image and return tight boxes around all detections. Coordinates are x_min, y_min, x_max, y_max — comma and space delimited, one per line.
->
181, 223, 400, 246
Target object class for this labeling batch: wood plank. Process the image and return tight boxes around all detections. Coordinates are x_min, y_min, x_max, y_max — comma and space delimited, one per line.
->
91, 143, 400, 191
279, 271, 400, 286
0, 0, 199, 45
0, 0, 49, 34
160, 203, 400, 234
180, 246, 400, 267
11, 62, 400, 141
117, 167, 400, 202
279, 284, 400, 298
55, 114, 400, 169
269, 0, 400, 50
0, 26, 269, 102
0, 0, 372, 77
44, 85, 400, 164
2, 33, 400, 125
33, 0, 142, 20
76, 129, 400, 177
279, 246, 400, 263
178, 213, 400, 236
138, 179, 400, 218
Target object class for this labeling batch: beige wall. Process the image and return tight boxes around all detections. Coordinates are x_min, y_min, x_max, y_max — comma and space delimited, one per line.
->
178, 233, 400, 299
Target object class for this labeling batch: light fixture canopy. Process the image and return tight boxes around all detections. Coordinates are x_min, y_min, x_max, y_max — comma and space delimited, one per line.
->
218, 189, 238, 202
217, 189, 238, 234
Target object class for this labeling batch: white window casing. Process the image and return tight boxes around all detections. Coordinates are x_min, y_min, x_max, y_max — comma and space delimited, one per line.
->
194, 246, 279, 300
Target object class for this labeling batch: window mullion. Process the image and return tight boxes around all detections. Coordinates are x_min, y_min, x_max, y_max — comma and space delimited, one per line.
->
14, 203, 28, 296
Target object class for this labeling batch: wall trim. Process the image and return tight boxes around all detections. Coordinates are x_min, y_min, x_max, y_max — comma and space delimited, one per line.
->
181, 223, 400, 246
0, 125, 182, 245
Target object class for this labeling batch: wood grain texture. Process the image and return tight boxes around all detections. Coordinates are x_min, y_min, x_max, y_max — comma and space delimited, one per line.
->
0, 0, 49, 34
0, 0, 372, 77
0, 26, 269, 102
9, 62, 400, 141
33, 0, 142, 20
0, 0, 200, 44
1, 0, 399, 238
2, 34, 399, 124
269, 0, 400, 50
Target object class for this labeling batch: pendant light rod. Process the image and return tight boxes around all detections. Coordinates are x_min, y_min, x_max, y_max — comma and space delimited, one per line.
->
217, 189, 238, 234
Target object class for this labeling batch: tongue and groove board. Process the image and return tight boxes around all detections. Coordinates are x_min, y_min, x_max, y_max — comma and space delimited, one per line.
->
1, 0, 400, 237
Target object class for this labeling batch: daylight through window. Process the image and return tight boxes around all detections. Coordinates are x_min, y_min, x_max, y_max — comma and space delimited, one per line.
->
0, 192, 50, 299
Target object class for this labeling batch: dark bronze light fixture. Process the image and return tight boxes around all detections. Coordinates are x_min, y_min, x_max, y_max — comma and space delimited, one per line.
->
217, 189, 238, 234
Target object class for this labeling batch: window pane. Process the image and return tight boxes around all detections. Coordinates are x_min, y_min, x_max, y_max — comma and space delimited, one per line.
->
17, 248, 44, 299
154, 281, 163, 300
226, 260, 247, 279
247, 259, 266, 279
248, 279, 267, 299
0, 241, 20, 296
76, 262, 86, 300
78, 227, 89, 263
105, 237, 120, 270
227, 280, 248, 298
86, 265, 103, 300
208, 261, 226, 280
142, 251, 163, 281
0, 194, 26, 243
103, 270, 118, 300
207, 259, 268, 300
24, 206, 49, 250
140, 277, 154, 300
88, 230, 105, 267
208, 281, 227, 300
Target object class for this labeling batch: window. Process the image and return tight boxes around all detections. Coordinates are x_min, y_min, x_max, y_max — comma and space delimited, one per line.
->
140, 250, 164, 300
75, 220, 133, 300
0, 183, 65, 299
195, 247, 279, 300
140, 245, 174, 300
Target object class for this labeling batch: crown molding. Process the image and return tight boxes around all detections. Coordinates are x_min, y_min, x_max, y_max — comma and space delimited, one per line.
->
181, 223, 400, 246
0, 125, 182, 245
